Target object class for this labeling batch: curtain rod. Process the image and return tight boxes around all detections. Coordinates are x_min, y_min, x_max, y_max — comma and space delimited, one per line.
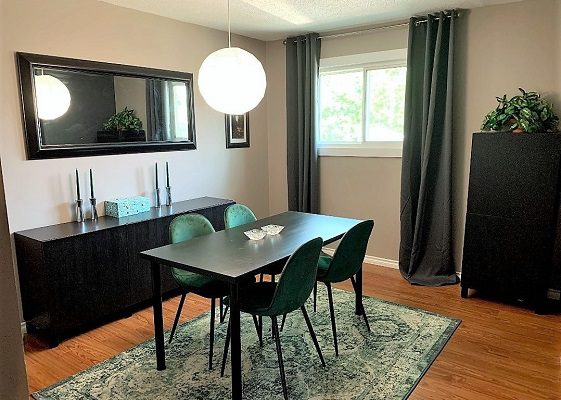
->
283, 10, 459, 45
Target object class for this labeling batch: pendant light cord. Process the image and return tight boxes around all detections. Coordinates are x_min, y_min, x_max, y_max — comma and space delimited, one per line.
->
227, 0, 231, 48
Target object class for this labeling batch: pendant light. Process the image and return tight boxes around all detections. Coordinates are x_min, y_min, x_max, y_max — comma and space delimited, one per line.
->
198, 0, 266, 115
34, 72, 71, 120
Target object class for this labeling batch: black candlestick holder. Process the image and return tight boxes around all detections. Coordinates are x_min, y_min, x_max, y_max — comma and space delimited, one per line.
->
166, 186, 172, 207
155, 188, 162, 208
90, 198, 98, 221
76, 199, 85, 223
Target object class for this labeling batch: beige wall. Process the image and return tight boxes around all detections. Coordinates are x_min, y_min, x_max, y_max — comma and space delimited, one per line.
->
1, 0, 270, 237
320, 157, 402, 259
0, 0, 271, 383
266, 25, 408, 261
452, 0, 560, 268
266, 0, 561, 266
113, 76, 148, 129
319, 25, 409, 261
266, 40, 288, 215
0, 162, 27, 399
0, 1, 28, 398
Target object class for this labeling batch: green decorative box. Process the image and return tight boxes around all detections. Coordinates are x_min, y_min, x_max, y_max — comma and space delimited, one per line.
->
105, 196, 151, 218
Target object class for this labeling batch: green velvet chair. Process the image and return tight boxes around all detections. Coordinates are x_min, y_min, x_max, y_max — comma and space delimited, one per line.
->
314, 220, 374, 356
220, 237, 326, 400
168, 213, 230, 370
224, 204, 285, 281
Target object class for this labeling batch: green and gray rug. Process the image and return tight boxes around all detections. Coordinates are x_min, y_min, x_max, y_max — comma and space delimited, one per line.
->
34, 287, 459, 400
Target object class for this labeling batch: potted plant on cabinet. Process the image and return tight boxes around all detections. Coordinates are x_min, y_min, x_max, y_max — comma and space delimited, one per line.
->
481, 88, 559, 133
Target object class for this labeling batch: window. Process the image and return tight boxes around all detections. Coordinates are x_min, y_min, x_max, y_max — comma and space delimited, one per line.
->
318, 49, 407, 157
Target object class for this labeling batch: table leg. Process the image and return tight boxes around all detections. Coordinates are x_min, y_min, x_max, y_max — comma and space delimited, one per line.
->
355, 266, 363, 315
229, 283, 242, 399
150, 261, 166, 371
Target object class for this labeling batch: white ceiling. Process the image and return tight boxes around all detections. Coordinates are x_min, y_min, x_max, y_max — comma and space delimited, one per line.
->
99, 0, 522, 41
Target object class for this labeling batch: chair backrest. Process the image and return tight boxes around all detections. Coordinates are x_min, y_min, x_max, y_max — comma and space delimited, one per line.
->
169, 214, 215, 282
169, 213, 215, 244
224, 204, 257, 229
265, 237, 323, 316
324, 220, 374, 283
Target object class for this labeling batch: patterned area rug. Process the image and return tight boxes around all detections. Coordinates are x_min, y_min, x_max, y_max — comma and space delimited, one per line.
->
34, 287, 460, 400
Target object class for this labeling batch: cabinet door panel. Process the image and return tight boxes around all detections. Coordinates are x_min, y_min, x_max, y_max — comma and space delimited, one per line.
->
156, 215, 180, 293
126, 219, 170, 305
46, 227, 129, 333
467, 136, 561, 221
462, 213, 552, 298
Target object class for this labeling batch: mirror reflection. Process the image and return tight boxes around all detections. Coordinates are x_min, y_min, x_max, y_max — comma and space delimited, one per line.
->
34, 67, 192, 146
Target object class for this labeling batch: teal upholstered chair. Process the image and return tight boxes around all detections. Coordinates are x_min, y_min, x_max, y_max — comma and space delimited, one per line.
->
168, 213, 230, 370
220, 237, 326, 400
314, 220, 374, 356
224, 204, 285, 281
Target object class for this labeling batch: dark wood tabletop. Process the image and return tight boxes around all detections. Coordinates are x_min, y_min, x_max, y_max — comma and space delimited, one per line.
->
140, 211, 362, 283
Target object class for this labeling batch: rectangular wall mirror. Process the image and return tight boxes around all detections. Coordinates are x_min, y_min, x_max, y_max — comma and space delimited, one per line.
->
17, 53, 197, 159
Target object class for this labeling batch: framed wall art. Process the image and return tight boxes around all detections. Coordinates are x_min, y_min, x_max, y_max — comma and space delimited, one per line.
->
225, 113, 249, 148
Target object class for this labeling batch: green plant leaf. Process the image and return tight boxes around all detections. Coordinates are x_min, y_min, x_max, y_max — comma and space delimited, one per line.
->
481, 88, 559, 133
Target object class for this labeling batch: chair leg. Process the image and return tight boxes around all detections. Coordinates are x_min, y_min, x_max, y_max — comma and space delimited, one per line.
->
280, 314, 287, 332
350, 276, 371, 332
169, 293, 187, 344
313, 281, 318, 312
219, 297, 224, 323
271, 316, 288, 400
272, 274, 276, 283
300, 305, 326, 367
259, 273, 264, 283
252, 315, 263, 347
325, 283, 339, 356
220, 318, 231, 377
209, 298, 216, 370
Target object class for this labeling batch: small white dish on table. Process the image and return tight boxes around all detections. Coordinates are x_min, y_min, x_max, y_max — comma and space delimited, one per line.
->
244, 228, 267, 240
261, 224, 284, 235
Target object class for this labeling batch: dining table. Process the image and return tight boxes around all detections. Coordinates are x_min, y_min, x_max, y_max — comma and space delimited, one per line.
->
140, 211, 365, 400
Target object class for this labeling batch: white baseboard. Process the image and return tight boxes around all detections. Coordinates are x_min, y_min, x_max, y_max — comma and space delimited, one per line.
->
363, 255, 399, 269
547, 289, 561, 301
322, 247, 560, 300
322, 247, 398, 269
323, 247, 561, 300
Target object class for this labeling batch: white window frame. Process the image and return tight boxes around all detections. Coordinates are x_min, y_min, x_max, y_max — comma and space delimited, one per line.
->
317, 48, 407, 158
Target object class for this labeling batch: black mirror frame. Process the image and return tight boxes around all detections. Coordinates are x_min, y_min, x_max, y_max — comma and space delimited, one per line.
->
16, 52, 197, 160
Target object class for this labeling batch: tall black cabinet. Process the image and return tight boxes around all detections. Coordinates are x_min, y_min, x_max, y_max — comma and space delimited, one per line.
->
461, 132, 561, 312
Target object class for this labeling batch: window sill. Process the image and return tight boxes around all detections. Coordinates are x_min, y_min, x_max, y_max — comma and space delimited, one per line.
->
317, 145, 402, 158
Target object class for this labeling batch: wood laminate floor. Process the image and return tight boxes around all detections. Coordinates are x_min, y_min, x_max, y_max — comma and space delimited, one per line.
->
24, 265, 561, 399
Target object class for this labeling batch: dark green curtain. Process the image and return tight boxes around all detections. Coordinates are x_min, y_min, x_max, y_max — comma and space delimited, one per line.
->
286, 33, 321, 213
146, 80, 165, 141
399, 12, 459, 286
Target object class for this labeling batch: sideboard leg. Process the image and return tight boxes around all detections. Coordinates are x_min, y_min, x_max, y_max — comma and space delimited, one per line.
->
461, 286, 469, 298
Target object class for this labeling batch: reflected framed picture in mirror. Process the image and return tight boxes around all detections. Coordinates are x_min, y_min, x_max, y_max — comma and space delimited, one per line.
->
225, 113, 250, 149
17, 53, 197, 159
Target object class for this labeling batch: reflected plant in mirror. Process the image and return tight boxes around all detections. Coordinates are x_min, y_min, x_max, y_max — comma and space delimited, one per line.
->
17, 53, 197, 159
99, 107, 145, 143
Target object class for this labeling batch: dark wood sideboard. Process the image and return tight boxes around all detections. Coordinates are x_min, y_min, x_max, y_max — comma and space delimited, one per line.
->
461, 132, 561, 312
14, 196, 234, 346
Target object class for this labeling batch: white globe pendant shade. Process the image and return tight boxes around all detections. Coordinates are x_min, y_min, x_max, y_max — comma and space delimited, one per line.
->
35, 74, 71, 120
198, 47, 266, 115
